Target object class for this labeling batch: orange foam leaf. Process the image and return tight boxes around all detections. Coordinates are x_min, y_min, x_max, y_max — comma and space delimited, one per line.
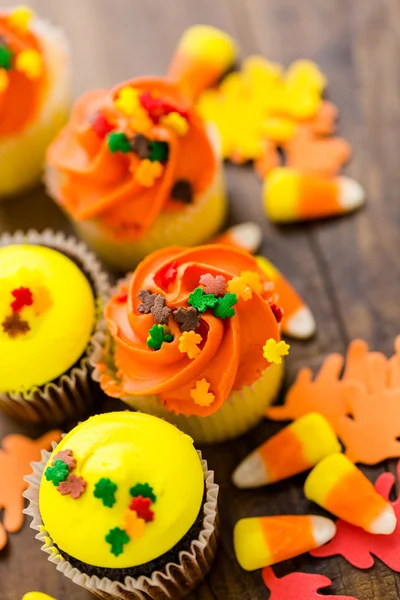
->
0, 430, 62, 536
268, 337, 400, 465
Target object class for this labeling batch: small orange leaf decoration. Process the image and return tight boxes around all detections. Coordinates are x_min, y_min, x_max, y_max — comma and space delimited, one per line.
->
268, 337, 400, 465
178, 331, 202, 359
190, 378, 215, 407
124, 509, 146, 540
0, 430, 62, 549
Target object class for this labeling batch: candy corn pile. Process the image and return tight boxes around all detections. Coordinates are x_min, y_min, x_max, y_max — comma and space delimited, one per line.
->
231, 336, 400, 597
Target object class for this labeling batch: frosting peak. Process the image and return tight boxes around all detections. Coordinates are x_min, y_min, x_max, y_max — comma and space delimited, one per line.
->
100, 245, 281, 416
47, 78, 216, 240
0, 7, 47, 136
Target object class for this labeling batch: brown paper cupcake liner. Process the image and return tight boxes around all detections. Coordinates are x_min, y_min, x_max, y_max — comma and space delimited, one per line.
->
0, 229, 110, 424
24, 444, 219, 600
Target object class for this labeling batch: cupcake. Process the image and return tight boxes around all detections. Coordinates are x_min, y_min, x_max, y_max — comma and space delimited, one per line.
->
45, 26, 237, 271
95, 244, 287, 443
24, 412, 219, 600
0, 5, 71, 198
0, 229, 109, 423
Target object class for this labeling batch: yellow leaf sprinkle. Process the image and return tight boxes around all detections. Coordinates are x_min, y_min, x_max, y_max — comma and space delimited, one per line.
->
227, 276, 253, 301
179, 330, 202, 359
161, 111, 189, 136
15, 49, 43, 79
263, 338, 290, 365
240, 271, 264, 294
0, 69, 9, 93
7, 5, 34, 33
114, 86, 140, 116
190, 378, 215, 407
134, 159, 164, 187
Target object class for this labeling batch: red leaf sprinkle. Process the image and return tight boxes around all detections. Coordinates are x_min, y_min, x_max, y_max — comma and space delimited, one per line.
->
159, 261, 178, 288
92, 113, 114, 139
130, 496, 154, 522
269, 302, 284, 323
11, 287, 33, 313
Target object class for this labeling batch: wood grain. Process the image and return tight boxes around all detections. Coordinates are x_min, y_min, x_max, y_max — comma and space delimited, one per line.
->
0, 0, 399, 598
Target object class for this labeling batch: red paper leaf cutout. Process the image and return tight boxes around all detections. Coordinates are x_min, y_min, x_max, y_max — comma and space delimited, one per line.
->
311, 461, 400, 571
262, 568, 359, 600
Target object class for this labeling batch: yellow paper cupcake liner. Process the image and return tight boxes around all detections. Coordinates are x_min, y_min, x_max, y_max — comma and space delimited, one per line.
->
0, 16, 71, 198
93, 334, 284, 444
46, 126, 227, 271
121, 363, 284, 444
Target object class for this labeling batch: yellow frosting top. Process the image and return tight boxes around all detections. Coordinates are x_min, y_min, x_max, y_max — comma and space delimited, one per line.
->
39, 412, 204, 568
22, 594, 56, 600
0, 244, 95, 393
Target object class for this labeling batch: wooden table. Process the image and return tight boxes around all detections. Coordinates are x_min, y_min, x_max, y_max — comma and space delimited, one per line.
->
1, 0, 400, 598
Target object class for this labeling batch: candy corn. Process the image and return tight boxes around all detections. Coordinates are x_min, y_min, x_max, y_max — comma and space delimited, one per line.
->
256, 255, 316, 339
234, 514, 336, 570
167, 25, 237, 101
263, 167, 365, 223
233, 413, 341, 488
213, 222, 262, 254
304, 454, 397, 535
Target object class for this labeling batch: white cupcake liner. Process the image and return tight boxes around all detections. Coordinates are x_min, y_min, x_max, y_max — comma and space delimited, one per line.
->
0, 12, 72, 198
0, 229, 110, 424
24, 444, 219, 600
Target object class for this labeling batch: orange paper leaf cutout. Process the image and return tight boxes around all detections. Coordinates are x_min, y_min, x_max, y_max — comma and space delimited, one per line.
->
268, 337, 400, 465
284, 129, 351, 178
0, 430, 62, 549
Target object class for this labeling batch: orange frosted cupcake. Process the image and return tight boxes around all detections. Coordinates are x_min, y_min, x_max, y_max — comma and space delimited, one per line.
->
95, 244, 288, 443
46, 26, 237, 271
0, 5, 71, 198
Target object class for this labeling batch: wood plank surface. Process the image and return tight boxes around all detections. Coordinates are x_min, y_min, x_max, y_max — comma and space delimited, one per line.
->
0, 0, 399, 598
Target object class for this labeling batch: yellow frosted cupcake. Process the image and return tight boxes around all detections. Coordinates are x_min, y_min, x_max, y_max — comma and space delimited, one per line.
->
45, 26, 237, 271
25, 412, 218, 599
0, 230, 109, 423
0, 5, 71, 198
95, 244, 288, 443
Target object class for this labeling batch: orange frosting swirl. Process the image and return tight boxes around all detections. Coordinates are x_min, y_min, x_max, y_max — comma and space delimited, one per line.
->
47, 78, 217, 240
0, 13, 47, 136
101, 245, 280, 417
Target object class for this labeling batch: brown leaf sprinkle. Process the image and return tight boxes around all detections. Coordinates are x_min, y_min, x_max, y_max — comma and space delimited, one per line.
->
137, 289, 158, 314
57, 473, 87, 499
2, 313, 30, 338
151, 295, 171, 325
173, 307, 201, 332
52, 449, 77, 470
